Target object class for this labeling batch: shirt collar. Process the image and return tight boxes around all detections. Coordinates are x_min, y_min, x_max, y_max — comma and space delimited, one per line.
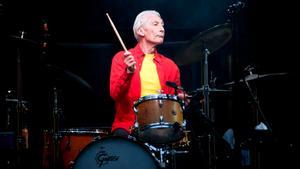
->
132, 44, 162, 63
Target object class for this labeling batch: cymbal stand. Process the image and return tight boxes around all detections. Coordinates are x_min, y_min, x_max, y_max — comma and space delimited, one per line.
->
202, 48, 216, 169
243, 73, 272, 132
243, 71, 272, 169
15, 30, 30, 168
49, 86, 63, 169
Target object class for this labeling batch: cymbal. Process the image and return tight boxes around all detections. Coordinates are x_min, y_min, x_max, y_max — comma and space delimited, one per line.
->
9, 34, 38, 47
45, 64, 94, 92
188, 87, 231, 96
224, 72, 288, 85
174, 23, 232, 66
195, 87, 231, 92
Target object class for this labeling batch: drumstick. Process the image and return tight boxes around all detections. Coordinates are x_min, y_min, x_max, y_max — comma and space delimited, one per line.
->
106, 13, 128, 52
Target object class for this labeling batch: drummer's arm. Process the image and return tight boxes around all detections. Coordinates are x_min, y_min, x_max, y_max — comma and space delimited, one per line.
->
110, 51, 133, 101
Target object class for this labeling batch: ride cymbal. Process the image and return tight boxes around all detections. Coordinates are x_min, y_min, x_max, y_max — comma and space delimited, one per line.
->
174, 23, 232, 66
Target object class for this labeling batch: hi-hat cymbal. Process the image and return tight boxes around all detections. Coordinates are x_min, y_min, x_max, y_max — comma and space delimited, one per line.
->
174, 23, 232, 66
224, 72, 288, 86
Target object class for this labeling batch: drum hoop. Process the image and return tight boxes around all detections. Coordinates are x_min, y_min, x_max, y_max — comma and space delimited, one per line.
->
139, 122, 174, 131
59, 127, 110, 135
134, 94, 182, 107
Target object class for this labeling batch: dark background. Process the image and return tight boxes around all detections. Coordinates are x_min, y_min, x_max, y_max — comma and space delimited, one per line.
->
0, 0, 297, 169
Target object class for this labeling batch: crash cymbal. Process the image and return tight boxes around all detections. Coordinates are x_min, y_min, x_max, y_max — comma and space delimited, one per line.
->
175, 23, 232, 66
224, 72, 288, 86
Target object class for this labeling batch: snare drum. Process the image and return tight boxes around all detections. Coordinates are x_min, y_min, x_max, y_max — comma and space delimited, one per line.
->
133, 94, 185, 144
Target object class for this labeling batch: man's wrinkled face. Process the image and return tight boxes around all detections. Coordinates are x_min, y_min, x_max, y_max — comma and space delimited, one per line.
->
139, 14, 165, 45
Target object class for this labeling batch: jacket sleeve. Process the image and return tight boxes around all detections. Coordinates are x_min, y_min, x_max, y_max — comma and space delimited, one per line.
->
109, 51, 133, 101
174, 65, 181, 87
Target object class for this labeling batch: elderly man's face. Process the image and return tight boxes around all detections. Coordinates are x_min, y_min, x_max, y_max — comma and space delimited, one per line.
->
139, 14, 165, 45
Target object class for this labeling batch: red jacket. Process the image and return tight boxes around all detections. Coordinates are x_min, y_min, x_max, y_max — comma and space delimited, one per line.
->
109, 44, 181, 133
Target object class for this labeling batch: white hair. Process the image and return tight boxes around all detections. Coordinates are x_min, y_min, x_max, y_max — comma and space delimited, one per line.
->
133, 10, 161, 41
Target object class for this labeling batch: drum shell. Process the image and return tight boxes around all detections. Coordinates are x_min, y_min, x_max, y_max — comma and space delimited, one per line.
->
134, 94, 184, 144
136, 99, 183, 127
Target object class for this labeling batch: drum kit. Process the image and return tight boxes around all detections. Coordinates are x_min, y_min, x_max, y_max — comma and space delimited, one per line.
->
1, 20, 288, 169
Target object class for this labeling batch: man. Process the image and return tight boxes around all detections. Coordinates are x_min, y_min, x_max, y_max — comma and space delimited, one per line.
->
109, 10, 185, 137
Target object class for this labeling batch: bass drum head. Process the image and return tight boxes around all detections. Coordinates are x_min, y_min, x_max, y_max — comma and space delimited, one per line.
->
73, 136, 158, 169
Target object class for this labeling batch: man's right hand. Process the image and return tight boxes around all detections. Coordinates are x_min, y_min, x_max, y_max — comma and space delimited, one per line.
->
124, 51, 136, 73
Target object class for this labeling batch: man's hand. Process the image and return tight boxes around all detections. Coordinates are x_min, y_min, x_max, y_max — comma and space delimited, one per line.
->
177, 92, 191, 106
124, 51, 136, 73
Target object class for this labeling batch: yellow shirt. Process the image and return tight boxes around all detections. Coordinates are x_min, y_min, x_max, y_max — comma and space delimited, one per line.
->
140, 54, 161, 96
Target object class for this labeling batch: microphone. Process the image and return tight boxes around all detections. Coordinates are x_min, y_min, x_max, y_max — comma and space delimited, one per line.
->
166, 81, 184, 90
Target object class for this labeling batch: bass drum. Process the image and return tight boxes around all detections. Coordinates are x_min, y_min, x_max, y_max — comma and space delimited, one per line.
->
73, 136, 158, 169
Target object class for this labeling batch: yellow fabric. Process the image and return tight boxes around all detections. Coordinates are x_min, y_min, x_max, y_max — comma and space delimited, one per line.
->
140, 54, 161, 96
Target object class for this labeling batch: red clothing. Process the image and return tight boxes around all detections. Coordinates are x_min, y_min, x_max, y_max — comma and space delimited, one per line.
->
109, 44, 181, 133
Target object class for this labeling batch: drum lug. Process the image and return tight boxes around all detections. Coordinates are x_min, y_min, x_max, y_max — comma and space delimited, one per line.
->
134, 121, 139, 128
159, 99, 163, 108
133, 106, 138, 114
159, 115, 164, 123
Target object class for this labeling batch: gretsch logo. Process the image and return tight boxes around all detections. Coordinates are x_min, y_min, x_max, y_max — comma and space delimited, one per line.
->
95, 147, 119, 167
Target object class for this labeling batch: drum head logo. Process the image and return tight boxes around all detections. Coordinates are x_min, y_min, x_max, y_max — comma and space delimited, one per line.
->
95, 147, 119, 167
